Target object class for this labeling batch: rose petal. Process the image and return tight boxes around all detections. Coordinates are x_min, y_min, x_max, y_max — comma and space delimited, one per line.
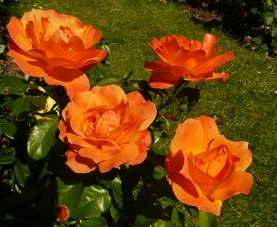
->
66, 150, 97, 174
98, 142, 139, 173
209, 171, 253, 200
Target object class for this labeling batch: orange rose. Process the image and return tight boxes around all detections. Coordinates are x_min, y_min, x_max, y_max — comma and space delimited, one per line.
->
7, 9, 107, 98
165, 116, 253, 216
58, 85, 157, 173
145, 34, 234, 89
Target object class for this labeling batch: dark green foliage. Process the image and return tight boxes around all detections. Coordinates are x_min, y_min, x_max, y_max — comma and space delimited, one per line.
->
0, 0, 276, 226
176, 0, 277, 55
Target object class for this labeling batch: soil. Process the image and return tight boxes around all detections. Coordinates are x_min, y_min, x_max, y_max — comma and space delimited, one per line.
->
181, 3, 223, 23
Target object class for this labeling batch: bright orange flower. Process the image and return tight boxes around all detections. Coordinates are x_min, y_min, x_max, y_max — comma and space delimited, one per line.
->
7, 9, 107, 99
145, 34, 234, 89
165, 116, 253, 216
58, 84, 157, 173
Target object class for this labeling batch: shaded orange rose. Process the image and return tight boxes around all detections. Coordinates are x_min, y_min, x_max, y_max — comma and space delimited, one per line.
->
7, 9, 107, 99
145, 34, 234, 89
165, 116, 253, 216
58, 84, 157, 173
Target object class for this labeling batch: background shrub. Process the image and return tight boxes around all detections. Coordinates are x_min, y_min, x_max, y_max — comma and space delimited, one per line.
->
173, 0, 277, 56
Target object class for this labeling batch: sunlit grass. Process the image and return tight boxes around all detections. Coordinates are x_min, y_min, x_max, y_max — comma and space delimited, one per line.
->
12, 0, 277, 225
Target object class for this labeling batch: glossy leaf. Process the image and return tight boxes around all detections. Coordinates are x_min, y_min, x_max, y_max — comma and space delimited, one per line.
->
29, 95, 47, 108
12, 97, 31, 116
109, 201, 119, 223
56, 177, 84, 211
2, 75, 27, 95
79, 216, 108, 227
27, 117, 58, 160
71, 185, 111, 219
0, 155, 16, 165
13, 161, 30, 187
101, 175, 122, 208
3, 122, 17, 139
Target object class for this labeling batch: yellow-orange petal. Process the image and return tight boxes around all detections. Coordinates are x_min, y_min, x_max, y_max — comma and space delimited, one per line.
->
209, 136, 252, 171
149, 72, 181, 89
206, 72, 230, 81
7, 42, 48, 77
171, 177, 222, 216
209, 171, 253, 201
192, 51, 234, 75
98, 142, 139, 173
90, 85, 126, 108
179, 50, 206, 69
78, 146, 117, 164
202, 34, 219, 57
45, 73, 90, 99
65, 150, 97, 174
127, 130, 152, 165
170, 119, 205, 156
124, 92, 157, 131
80, 26, 102, 48
194, 116, 220, 143
7, 17, 32, 51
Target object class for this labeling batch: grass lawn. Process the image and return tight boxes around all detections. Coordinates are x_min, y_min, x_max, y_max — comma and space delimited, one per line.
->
6, 0, 277, 226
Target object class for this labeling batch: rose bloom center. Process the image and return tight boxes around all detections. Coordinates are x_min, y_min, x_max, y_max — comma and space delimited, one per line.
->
194, 144, 238, 179
81, 107, 120, 138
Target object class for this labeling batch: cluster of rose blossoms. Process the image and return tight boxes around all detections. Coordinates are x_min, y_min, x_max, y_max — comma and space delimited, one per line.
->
6, 9, 253, 217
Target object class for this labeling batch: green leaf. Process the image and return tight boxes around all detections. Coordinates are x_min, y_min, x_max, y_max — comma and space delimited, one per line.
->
0, 155, 16, 164
71, 185, 111, 219
0, 44, 5, 54
29, 95, 47, 108
13, 161, 30, 187
265, 0, 273, 9
56, 178, 84, 212
264, 14, 274, 25
135, 215, 179, 227
27, 117, 58, 160
3, 75, 27, 95
110, 201, 119, 223
97, 77, 121, 86
253, 37, 262, 45
153, 165, 167, 180
199, 212, 217, 227
153, 219, 181, 227
171, 207, 180, 223
79, 217, 108, 227
135, 215, 156, 227
101, 175, 122, 208
89, 65, 105, 82
3, 122, 17, 139
12, 97, 31, 116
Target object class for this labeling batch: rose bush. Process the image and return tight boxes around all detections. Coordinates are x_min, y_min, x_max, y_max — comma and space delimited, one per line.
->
2, 7, 255, 226
58, 84, 157, 173
165, 115, 253, 216
145, 34, 233, 89
7, 9, 107, 98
